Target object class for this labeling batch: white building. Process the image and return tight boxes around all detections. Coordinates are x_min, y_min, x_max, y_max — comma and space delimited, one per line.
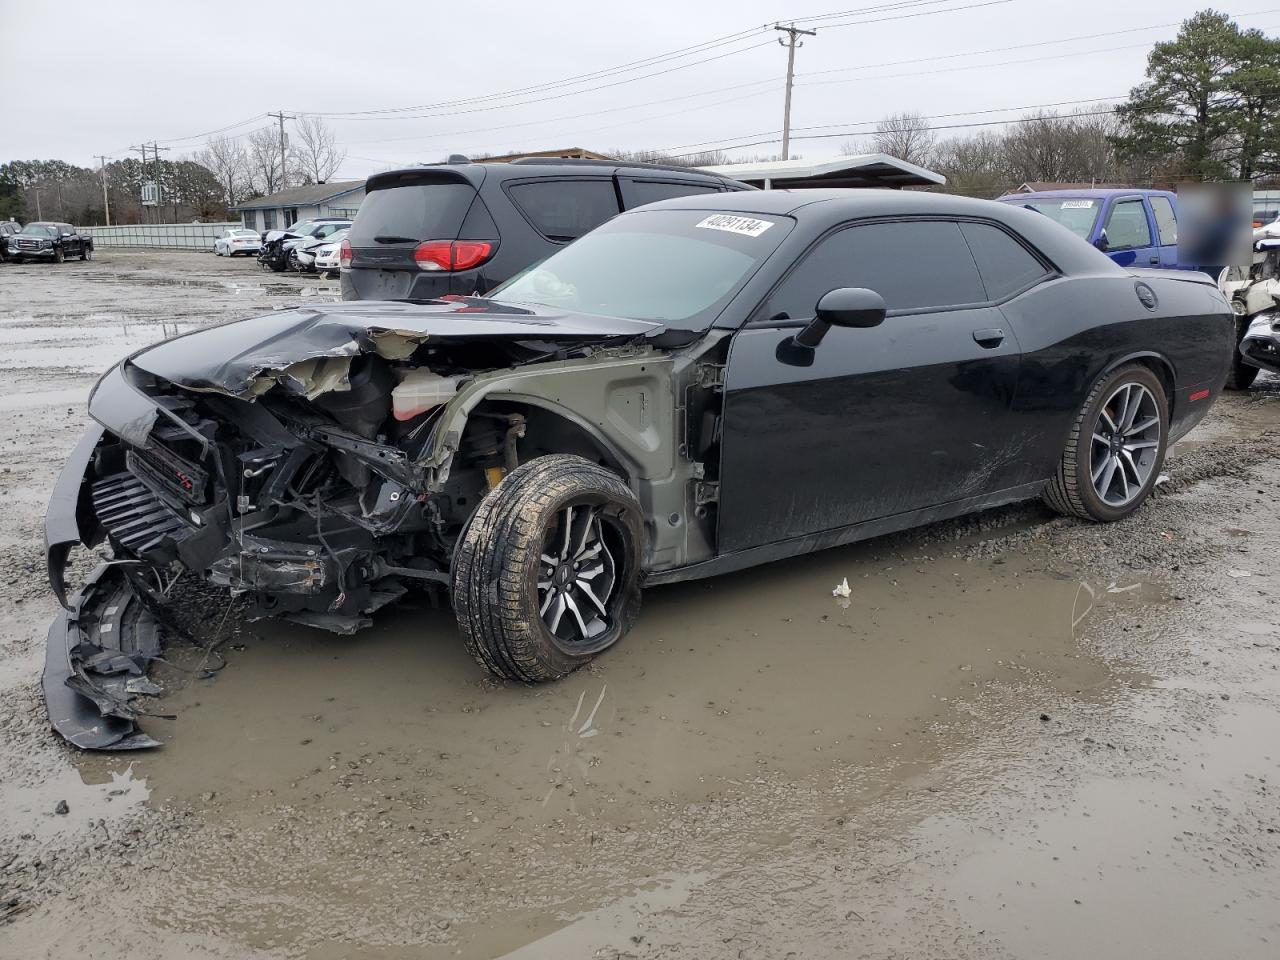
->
232, 180, 366, 233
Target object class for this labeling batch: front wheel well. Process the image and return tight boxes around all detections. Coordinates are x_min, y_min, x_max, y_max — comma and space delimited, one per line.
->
459, 400, 631, 483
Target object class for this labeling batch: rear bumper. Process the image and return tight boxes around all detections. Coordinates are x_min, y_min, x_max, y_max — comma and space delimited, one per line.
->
340, 267, 477, 302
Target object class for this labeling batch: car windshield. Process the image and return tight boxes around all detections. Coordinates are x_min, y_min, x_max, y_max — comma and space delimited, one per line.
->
286, 220, 315, 236
488, 209, 790, 328
1018, 199, 1102, 240
20, 224, 57, 237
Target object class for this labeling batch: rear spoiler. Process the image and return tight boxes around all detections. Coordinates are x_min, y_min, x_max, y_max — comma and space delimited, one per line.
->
1128, 267, 1218, 286
365, 166, 485, 192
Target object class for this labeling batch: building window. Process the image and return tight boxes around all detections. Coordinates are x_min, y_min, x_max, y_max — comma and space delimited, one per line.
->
263, 209, 276, 231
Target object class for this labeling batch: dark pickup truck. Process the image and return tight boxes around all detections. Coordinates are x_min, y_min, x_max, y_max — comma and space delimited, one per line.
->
8, 221, 93, 262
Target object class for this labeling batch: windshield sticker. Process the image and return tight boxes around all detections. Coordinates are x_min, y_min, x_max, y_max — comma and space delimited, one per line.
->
1061, 200, 1095, 209
695, 214, 775, 237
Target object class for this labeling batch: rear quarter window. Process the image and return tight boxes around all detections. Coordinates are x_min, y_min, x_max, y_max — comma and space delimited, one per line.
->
959, 222, 1051, 301
348, 182, 477, 244
505, 179, 621, 241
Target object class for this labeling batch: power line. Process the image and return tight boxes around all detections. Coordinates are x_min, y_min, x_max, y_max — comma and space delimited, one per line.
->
290, 0, 1013, 122
664, 107, 1123, 159
659, 94, 1127, 153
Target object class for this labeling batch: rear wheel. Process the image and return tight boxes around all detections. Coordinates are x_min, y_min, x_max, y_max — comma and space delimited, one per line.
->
1043, 364, 1168, 522
453, 455, 644, 682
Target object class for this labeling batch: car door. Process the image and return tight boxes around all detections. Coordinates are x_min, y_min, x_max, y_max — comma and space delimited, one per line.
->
715, 218, 1025, 554
1101, 196, 1160, 268
1148, 194, 1179, 267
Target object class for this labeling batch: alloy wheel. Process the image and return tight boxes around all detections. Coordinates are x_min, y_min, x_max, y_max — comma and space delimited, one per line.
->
537, 504, 618, 649
1090, 381, 1161, 507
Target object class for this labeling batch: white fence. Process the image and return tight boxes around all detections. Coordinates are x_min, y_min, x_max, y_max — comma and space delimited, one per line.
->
82, 222, 242, 250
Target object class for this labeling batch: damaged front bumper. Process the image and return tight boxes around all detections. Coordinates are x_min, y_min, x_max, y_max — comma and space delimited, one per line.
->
42, 564, 163, 750
1240, 312, 1280, 375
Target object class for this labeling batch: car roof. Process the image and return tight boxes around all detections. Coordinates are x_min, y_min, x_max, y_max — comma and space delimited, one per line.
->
366, 159, 742, 193
1004, 188, 1176, 201
635, 188, 1040, 219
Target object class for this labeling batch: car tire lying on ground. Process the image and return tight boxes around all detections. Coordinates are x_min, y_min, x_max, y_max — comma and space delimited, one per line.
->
1043, 363, 1169, 522
453, 454, 645, 683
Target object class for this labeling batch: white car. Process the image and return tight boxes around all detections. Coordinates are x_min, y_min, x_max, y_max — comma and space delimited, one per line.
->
213, 228, 262, 257
311, 230, 347, 278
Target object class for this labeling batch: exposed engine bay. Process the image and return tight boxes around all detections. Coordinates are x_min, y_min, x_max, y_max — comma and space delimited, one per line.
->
45, 299, 727, 748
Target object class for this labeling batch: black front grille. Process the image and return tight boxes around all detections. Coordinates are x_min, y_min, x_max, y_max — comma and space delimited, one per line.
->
92, 472, 191, 557
127, 441, 209, 506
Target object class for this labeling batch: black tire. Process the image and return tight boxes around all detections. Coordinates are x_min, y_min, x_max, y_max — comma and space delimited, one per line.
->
53, 247, 64, 263
287, 249, 300, 272
81, 245, 92, 261
1225, 317, 1260, 390
268, 257, 286, 272
1043, 364, 1168, 522
453, 454, 645, 682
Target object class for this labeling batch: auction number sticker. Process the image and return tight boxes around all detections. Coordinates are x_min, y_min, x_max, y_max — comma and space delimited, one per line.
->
696, 214, 775, 237
1061, 200, 1095, 208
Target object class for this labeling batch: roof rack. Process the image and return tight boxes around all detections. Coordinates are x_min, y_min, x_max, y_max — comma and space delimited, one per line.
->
507, 157, 725, 178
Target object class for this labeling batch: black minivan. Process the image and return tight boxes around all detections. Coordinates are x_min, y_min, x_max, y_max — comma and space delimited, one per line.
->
340, 157, 748, 301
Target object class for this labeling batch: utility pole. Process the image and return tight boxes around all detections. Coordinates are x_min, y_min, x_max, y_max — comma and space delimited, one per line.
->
131, 142, 170, 223
268, 110, 295, 192
774, 23, 816, 162
95, 154, 111, 226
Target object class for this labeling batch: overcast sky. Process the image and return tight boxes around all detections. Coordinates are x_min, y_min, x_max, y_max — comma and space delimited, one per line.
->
2, 0, 1275, 180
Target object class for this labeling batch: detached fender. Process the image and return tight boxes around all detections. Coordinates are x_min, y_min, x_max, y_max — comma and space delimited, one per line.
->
46, 424, 106, 609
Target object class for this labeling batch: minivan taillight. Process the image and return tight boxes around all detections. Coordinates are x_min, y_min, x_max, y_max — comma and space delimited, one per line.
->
413, 239, 494, 272
339, 238, 352, 268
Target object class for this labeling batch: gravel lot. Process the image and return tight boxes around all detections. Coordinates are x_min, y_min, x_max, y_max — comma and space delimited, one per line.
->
1, 249, 1278, 958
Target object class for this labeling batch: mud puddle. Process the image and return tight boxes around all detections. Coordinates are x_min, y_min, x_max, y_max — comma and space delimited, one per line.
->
84, 552, 1154, 823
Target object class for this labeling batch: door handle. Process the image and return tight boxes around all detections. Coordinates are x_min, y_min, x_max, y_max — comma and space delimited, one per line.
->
972, 327, 1005, 348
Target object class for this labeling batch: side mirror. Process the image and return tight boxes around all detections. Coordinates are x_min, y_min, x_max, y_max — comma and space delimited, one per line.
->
794, 287, 887, 348
1094, 230, 1110, 252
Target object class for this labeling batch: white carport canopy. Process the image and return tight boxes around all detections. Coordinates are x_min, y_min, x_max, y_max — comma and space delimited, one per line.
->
698, 153, 945, 190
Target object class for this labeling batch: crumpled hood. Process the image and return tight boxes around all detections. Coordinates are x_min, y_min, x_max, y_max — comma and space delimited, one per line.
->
128, 298, 662, 397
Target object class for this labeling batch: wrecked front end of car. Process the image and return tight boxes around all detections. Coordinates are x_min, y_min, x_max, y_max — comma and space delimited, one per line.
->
44, 300, 685, 749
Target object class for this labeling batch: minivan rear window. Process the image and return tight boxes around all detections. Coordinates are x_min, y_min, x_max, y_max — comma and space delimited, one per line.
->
349, 183, 477, 244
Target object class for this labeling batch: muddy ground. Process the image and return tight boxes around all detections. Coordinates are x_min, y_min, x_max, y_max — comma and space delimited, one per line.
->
0, 249, 1278, 958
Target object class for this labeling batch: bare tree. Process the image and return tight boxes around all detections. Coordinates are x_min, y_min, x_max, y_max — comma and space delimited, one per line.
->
292, 116, 347, 184
247, 127, 285, 195
197, 135, 249, 206
869, 111, 937, 167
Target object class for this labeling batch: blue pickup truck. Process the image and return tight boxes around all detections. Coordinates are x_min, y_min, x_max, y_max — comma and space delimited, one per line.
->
997, 189, 1181, 269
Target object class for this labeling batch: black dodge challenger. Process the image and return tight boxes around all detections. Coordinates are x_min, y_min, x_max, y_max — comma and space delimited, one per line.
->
44, 190, 1233, 748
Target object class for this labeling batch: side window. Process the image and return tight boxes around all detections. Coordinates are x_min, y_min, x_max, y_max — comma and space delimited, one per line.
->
507, 179, 621, 241
959, 222, 1051, 301
1149, 196, 1177, 246
1104, 199, 1152, 249
766, 220, 986, 319
621, 179, 722, 209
